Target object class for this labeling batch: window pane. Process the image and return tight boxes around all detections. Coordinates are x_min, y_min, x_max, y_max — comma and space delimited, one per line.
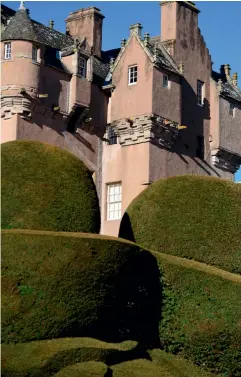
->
107, 183, 122, 220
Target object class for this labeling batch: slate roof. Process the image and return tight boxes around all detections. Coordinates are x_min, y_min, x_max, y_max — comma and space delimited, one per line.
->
1, 6, 73, 50
149, 36, 180, 75
212, 70, 241, 103
1, 4, 16, 24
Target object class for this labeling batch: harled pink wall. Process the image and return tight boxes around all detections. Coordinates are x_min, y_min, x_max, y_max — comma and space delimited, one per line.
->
101, 142, 149, 236
111, 36, 153, 121
210, 78, 220, 149
219, 97, 241, 155
152, 67, 181, 123
1, 115, 17, 143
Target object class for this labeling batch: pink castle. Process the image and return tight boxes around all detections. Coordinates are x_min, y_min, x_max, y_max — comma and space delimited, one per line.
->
1, 1, 241, 236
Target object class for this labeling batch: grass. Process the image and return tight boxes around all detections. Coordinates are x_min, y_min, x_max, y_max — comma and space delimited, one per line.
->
2, 229, 161, 346
119, 175, 241, 274
1, 140, 100, 233
2, 338, 218, 377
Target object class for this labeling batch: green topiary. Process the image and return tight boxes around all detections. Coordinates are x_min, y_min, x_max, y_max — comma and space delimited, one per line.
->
119, 175, 241, 274
2, 229, 161, 346
2, 338, 217, 377
1, 140, 100, 233
156, 253, 241, 377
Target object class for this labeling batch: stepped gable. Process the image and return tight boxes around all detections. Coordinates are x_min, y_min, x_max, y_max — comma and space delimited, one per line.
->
212, 70, 241, 103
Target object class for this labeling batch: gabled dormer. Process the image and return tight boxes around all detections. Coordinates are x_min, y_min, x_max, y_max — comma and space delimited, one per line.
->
103, 22, 182, 148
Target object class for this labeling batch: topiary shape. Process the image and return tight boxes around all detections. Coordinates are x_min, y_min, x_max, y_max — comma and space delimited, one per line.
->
119, 175, 241, 274
1, 140, 100, 233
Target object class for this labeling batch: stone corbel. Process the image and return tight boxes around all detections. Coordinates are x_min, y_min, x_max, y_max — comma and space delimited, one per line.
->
211, 148, 241, 173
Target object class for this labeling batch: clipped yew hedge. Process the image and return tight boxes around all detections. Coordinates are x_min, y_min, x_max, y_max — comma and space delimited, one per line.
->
156, 253, 241, 377
119, 175, 241, 274
1, 140, 100, 233
2, 338, 216, 377
2, 230, 161, 346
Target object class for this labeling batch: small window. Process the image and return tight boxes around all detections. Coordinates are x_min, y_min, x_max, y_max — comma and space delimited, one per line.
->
229, 103, 235, 117
78, 56, 86, 78
163, 74, 169, 88
196, 136, 204, 159
107, 125, 117, 145
32, 46, 38, 62
4, 43, 11, 59
107, 183, 122, 221
56, 50, 61, 60
128, 65, 138, 85
197, 80, 204, 106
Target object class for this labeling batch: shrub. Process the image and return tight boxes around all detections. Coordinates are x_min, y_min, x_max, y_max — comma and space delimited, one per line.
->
1, 140, 100, 233
2, 338, 216, 377
119, 175, 241, 274
2, 229, 161, 346
156, 253, 241, 376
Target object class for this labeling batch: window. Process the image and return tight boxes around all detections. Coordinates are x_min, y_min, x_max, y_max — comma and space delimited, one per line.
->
4, 43, 11, 59
78, 56, 86, 78
107, 125, 117, 145
128, 65, 138, 85
107, 183, 122, 221
32, 46, 38, 62
56, 50, 61, 60
163, 74, 169, 88
229, 103, 235, 117
196, 136, 204, 159
197, 80, 204, 106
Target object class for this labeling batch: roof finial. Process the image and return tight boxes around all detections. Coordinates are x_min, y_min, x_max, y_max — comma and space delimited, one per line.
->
19, 1, 26, 10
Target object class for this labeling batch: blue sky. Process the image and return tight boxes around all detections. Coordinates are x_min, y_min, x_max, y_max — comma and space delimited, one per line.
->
4, 1, 241, 181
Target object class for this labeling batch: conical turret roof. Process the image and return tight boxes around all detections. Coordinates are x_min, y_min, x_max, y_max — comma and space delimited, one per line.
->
1, 6, 39, 43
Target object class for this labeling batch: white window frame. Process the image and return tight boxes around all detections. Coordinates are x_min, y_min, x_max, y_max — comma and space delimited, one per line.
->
197, 80, 204, 106
229, 103, 235, 117
128, 65, 138, 85
32, 45, 38, 62
163, 74, 169, 88
107, 183, 122, 221
4, 42, 11, 60
78, 56, 87, 78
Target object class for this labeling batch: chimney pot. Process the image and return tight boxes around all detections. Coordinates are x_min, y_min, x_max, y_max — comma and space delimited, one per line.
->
49, 20, 54, 29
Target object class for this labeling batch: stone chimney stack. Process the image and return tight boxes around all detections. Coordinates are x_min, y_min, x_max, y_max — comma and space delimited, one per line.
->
160, 1, 200, 41
129, 23, 143, 38
224, 64, 231, 78
65, 7, 104, 58
220, 64, 231, 81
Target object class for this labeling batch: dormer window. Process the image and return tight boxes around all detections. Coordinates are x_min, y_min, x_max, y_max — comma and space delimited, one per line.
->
128, 65, 138, 85
78, 56, 86, 78
163, 74, 169, 88
32, 46, 38, 62
4, 43, 11, 59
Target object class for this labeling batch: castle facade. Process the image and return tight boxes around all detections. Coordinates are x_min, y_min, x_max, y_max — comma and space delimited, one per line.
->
1, 1, 241, 236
